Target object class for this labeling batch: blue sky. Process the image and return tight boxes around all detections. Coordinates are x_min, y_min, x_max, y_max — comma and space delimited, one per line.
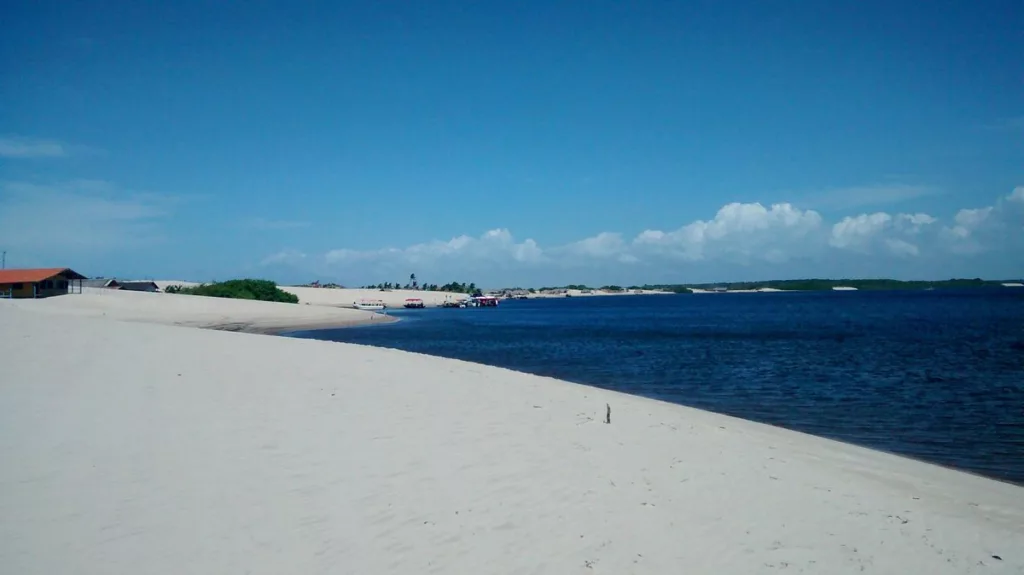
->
1, 0, 1021, 286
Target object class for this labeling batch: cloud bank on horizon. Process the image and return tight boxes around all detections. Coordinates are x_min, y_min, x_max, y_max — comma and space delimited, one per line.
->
262, 187, 1024, 285
1, 137, 1021, 285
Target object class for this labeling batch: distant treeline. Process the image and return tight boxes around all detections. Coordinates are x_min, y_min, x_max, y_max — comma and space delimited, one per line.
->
360, 281, 482, 295
536, 284, 693, 294
527, 278, 1015, 293
165, 279, 299, 303
678, 278, 1011, 291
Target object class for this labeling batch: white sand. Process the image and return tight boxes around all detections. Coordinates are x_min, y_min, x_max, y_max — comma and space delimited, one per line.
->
528, 289, 675, 298
151, 280, 673, 304
1, 301, 1021, 574
280, 286, 470, 308
5, 288, 391, 333
690, 288, 789, 294
152, 281, 469, 309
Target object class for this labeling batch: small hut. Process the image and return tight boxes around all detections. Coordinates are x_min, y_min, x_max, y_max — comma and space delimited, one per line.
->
0, 268, 87, 298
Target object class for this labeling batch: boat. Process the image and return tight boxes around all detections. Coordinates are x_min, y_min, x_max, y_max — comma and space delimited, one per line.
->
353, 299, 386, 311
403, 298, 425, 309
472, 295, 500, 307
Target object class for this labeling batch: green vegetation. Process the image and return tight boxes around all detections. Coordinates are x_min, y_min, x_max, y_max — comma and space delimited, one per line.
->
538, 284, 593, 291
436, 281, 481, 296
359, 280, 481, 295
165, 279, 299, 303
644, 285, 693, 294
537, 284, 692, 294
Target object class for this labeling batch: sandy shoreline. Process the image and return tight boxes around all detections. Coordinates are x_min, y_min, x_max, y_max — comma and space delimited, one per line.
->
203, 313, 399, 335
204, 313, 398, 334
3, 287, 399, 334
154, 282, 473, 309
1, 295, 1022, 573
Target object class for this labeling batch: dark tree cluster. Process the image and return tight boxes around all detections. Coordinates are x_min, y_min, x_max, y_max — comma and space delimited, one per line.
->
165, 279, 299, 303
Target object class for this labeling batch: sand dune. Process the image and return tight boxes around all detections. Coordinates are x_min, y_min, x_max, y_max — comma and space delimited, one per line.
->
151, 281, 469, 309
280, 286, 470, 308
1, 300, 1021, 574
5, 287, 389, 333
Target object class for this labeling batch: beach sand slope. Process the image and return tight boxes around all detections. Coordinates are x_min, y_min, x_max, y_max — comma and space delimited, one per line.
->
0, 306, 1021, 574
3, 288, 389, 333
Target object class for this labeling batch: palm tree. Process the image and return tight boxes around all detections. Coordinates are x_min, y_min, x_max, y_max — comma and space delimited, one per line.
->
410, 273, 418, 289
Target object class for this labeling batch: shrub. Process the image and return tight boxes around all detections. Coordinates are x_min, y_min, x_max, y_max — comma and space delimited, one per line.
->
169, 279, 298, 303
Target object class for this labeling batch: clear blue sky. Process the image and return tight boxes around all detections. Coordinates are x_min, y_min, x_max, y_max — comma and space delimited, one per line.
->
2, 1, 1021, 286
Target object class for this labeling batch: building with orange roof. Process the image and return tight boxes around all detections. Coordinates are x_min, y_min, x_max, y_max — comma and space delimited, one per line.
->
0, 268, 87, 299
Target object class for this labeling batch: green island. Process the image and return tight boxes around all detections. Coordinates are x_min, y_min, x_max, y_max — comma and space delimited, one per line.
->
164, 279, 299, 303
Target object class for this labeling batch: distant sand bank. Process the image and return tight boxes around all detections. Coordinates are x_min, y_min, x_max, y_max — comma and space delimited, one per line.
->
1, 296, 1021, 574
152, 282, 673, 305
527, 288, 676, 298
690, 287, 788, 293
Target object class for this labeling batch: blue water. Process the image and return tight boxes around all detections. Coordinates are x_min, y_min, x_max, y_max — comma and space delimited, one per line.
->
288, 290, 1024, 484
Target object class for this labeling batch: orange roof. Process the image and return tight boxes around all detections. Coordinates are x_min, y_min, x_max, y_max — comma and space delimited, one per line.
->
0, 268, 87, 283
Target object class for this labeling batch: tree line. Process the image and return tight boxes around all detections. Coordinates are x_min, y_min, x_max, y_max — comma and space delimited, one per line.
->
534, 284, 691, 293
360, 274, 482, 295
677, 278, 1006, 291
531, 278, 1010, 293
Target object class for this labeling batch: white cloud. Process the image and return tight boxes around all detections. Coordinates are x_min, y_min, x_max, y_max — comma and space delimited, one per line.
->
799, 184, 938, 210
559, 232, 628, 259
829, 209, 944, 257
324, 228, 546, 269
261, 188, 1023, 282
830, 213, 893, 250
954, 207, 993, 229
633, 202, 823, 263
0, 180, 179, 254
897, 213, 937, 231
885, 238, 920, 257
940, 188, 1024, 254
0, 137, 67, 158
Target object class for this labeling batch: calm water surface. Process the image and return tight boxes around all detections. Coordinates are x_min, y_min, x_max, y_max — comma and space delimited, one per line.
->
288, 290, 1024, 484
